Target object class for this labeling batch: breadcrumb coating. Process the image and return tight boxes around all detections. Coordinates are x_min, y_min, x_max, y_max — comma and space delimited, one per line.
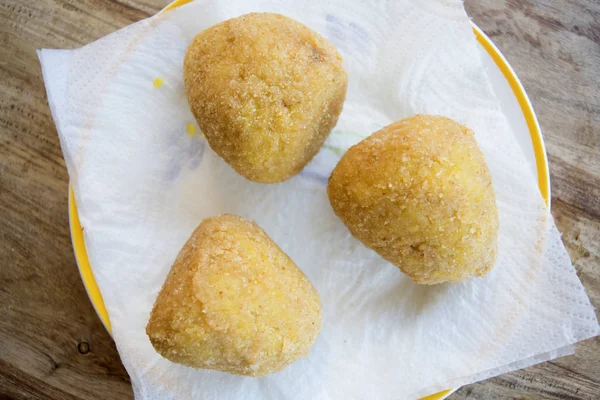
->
146, 214, 322, 377
184, 13, 348, 183
328, 115, 499, 285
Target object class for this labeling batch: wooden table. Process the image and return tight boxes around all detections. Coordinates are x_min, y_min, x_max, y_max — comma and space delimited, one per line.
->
1, 0, 598, 398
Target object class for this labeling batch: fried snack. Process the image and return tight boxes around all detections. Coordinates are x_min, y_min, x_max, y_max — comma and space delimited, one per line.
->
328, 115, 499, 285
184, 13, 348, 183
146, 214, 322, 377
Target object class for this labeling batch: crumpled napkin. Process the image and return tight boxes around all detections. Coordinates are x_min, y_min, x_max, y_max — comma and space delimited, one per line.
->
39, 0, 599, 399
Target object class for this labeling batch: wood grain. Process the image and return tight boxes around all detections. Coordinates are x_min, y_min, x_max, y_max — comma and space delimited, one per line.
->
0, 0, 598, 399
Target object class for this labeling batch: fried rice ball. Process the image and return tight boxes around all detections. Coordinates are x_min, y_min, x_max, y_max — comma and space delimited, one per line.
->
328, 115, 499, 285
184, 13, 348, 183
146, 214, 322, 377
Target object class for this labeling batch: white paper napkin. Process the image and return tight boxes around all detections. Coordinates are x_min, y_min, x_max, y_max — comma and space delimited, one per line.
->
39, 0, 599, 399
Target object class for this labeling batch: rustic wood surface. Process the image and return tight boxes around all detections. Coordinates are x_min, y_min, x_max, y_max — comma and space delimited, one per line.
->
0, 0, 598, 398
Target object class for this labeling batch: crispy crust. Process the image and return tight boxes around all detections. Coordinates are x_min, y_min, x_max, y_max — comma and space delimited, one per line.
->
328, 115, 499, 284
146, 214, 322, 376
184, 13, 348, 183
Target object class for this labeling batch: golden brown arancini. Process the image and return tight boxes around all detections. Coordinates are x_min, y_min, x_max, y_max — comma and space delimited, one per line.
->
327, 115, 499, 285
146, 214, 322, 377
184, 13, 347, 183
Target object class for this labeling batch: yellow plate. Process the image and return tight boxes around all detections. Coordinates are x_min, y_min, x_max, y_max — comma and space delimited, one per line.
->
68, 2, 550, 399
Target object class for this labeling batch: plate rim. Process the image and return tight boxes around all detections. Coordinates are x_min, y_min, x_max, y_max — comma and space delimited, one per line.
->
67, 6, 551, 400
